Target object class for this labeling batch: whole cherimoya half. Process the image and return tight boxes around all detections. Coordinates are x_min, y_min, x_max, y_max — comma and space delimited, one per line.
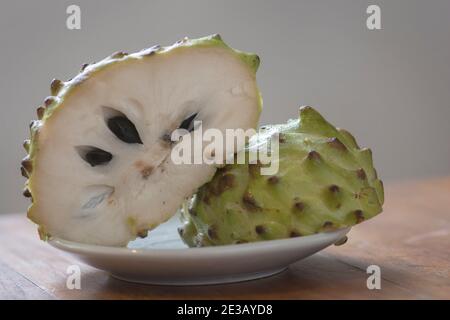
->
21, 35, 262, 246
180, 106, 384, 247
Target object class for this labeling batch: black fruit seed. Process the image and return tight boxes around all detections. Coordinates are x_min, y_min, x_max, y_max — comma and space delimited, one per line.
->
178, 113, 198, 132
77, 146, 113, 167
107, 116, 143, 144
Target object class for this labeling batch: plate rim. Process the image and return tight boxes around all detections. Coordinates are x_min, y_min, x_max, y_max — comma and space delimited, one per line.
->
48, 227, 351, 257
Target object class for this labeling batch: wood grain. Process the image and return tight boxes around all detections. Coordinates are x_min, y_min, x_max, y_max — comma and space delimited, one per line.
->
0, 178, 449, 299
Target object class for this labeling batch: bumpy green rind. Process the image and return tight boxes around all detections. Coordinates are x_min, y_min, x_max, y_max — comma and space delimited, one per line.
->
180, 106, 384, 247
21, 34, 262, 240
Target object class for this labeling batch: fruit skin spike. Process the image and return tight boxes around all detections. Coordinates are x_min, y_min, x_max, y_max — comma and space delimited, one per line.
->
21, 34, 262, 246
180, 106, 384, 247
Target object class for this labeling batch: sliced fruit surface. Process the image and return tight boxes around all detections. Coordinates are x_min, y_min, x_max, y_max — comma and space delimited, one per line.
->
22, 35, 262, 246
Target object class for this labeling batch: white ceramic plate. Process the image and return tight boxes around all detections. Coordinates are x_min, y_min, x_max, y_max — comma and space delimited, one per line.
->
49, 215, 350, 285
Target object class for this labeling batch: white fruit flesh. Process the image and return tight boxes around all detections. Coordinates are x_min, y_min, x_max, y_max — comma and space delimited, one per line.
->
27, 36, 261, 246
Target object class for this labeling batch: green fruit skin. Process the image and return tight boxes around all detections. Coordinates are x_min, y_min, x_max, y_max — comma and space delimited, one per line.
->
180, 106, 384, 247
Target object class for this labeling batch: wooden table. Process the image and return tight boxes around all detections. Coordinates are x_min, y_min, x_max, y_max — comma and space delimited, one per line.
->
1, 178, 449, 299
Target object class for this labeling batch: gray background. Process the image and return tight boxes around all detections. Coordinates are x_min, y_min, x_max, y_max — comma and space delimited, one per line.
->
1, 0, 449, 214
